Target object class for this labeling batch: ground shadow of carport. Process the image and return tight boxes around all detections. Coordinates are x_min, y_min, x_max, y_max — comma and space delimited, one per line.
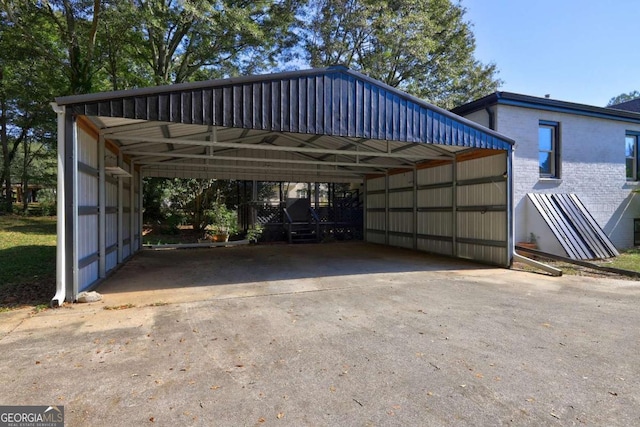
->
96, 241, 493, 296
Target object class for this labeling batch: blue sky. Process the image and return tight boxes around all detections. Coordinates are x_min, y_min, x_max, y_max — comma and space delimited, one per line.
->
463, 0, 639, 107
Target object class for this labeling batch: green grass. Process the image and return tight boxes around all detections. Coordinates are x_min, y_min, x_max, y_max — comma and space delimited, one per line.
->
0, 215, 57, 309
595, 248, 640, 272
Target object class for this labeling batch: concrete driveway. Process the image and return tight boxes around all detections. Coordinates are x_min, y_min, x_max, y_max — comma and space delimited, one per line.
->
1, 242, 639, 426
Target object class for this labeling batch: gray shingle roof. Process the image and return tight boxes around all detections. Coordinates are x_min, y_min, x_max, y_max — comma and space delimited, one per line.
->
608, 98, 640, 113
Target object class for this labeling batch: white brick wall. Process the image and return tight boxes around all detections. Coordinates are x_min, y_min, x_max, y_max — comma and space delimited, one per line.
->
492, 105, 640, 249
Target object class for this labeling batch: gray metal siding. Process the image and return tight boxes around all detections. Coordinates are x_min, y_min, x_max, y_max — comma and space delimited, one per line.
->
365, 152, 509, 266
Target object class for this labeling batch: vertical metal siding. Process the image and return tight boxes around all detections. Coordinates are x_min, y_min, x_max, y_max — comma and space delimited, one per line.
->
78, 128, 98, 167
455, 154, 508, 264
77, 130, 99, 291
366, 153, 509, 266
365, 176, 386, 242
417, 164, 454, 254
70, 69, 513, 150
79, 263, 98, 292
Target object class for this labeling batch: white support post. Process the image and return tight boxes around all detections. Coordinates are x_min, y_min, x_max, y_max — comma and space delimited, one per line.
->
117, 152, 124, 264
70, 118, 79, 299
98, 135, 106, 278
52, 103, 66, 306
507, 147, 515, 267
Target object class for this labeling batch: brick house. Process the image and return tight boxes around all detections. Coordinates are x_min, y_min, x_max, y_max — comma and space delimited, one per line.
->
453, 93, 640, 259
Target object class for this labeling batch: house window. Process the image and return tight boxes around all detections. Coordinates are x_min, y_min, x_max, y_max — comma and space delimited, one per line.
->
539, 121, 560, 178
626, 133, 639, 181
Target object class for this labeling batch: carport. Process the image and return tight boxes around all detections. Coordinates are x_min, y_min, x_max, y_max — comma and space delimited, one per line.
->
51, 66, 514, 306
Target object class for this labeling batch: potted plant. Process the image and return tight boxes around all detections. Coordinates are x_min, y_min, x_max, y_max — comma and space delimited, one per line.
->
245, 224, 264, 244
204, 203, 238, 242
516, 232, 538, 253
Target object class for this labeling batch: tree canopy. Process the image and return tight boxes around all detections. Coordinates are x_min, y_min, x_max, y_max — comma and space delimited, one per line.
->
303, 0, 501, 108
607, 90, 640, 107
0, 0, 500, 213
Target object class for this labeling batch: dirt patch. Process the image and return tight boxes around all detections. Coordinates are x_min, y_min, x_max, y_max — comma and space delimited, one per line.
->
142, 224, 206, 245
0, 277, 55, 310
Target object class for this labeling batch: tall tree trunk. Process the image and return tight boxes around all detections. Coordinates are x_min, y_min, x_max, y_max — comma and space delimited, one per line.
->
21, 137, 30, 213
0, 67, 13, 213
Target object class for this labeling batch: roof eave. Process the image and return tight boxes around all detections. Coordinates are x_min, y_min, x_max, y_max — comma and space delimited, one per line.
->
453, 91, 640, 124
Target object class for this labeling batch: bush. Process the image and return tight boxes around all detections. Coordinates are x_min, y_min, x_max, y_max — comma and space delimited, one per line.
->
204, 203, 238, 236
33, 189, 57, 217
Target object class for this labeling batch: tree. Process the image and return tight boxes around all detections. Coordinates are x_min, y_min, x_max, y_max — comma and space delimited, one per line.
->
0, 10, 65, 212
1, 0, 105, 95
303, 0, 500, 108
131, 0, 304, 85
607, 91, 640, 107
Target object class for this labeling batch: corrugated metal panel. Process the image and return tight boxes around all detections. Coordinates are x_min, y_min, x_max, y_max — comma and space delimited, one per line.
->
457, 153, 506, 180
454, 153, 508, 265
418, 238, 453, 256
78, 172, 98, 206
78, 128, 98, 167
417, 212, 453, 236
457, 212, 507, 242
367, 232, 386, 244
457, 244, 507, 266
527, 193, 619, 259
59, 67, 513, 151
418, 164, 452, 184
457, 183, 506, 207
106, 251, 117, 272
418, 188, 452, 207
389, 234, 413, 249
79, 263, 98, 292
367, 212, 386, 232
107, 181, 117, 205
78, 215, 98, 259
367, 177, 386, 192
107, 214, 117, 248
389, 212, 413, 234
389, 171, 413, 189
389, 191, 413, 208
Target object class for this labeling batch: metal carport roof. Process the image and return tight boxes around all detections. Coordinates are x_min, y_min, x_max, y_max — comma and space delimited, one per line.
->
55, 66, 513, 183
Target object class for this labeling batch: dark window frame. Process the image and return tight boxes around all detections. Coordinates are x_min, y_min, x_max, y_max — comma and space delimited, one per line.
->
626, 131, 640, 181
539, 120, 561, 178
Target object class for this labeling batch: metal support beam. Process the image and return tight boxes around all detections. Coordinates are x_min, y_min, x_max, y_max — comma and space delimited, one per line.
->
452, 156, 458, 257
117, 135, 431, 160
140, 162, 363, 177
127, 151, 411, 170
117, 152, 124, 264
98, 134, 106, 278
385, 172, 389, 245
139, 171, 144, 251
363, 179, 368, 243
413, 166, 418, 250
129, 160, 135, 258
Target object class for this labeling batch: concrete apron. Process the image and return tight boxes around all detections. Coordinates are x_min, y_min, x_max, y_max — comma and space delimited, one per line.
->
95, 242, 501, 307
2, 242, 640, 426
